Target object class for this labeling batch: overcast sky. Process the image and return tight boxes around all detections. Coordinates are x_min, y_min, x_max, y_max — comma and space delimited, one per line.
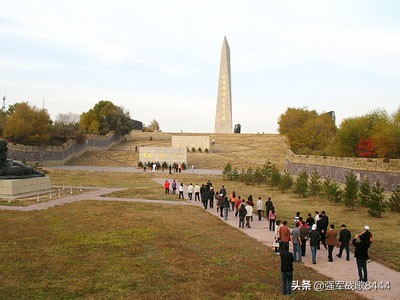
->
1, 0, 399, 133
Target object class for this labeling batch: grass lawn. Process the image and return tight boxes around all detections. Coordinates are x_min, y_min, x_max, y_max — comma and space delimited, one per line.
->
0, 201, 366, 300
45, 170, 400, 272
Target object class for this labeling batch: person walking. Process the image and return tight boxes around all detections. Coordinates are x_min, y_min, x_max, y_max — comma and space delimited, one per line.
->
326, 224, 337, 262
245, 201, 253, 228
352, 226, 372, 282
306, 213, 315, 228
265, 197, 273, 221
280, 243, 294, 296
274, 220, 282, 255
222, 196, 230, 221
172, 180, 177, 194
164, 180, 170, 194
235, 196, 242, 217
256, 197, 263, 221
178, 182, 184, 199
309, 224, 321, 264
337, 224, 351, 261
230, 192, 237, 212
278, 220, 291, 250
238, 202, 247, 228
299, 220, 309, 257
291, 222, 302, 263
187, 183, 193, 200
269, 208, 276, 231
194, 184, 200, 201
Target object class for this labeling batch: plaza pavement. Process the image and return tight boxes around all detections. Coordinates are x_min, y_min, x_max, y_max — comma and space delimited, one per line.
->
0, 166, 398, 299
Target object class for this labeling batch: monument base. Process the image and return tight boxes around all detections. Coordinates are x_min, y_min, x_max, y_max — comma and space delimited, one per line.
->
0, 177, 52, 198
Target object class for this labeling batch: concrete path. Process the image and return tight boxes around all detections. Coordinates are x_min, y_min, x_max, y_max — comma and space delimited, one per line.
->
0, 176, 398, 299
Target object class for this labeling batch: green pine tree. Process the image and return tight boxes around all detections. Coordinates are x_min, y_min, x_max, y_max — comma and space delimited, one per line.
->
358, 178, 371, 207
270, 164, 281, 188
231, 167, 239, 181
279, 170, 293, 193
254, 167, 264, 186
309, 171, 322, 199
343, 172, 358, 208
367, 182, 386, 217
294, 171, 308, 197
388, 186, 400, 212
222, 162, 232, 180
324, 179, 343, 203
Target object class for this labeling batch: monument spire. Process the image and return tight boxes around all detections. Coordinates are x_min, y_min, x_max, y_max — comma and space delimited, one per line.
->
214, 36, 232, 133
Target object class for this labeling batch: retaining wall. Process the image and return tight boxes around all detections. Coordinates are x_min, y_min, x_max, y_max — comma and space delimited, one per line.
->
7, 132, 123, 166
286, 151, 400, 191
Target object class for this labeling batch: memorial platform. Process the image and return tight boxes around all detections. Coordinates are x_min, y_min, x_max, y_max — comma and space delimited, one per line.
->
0, 177, 52, 198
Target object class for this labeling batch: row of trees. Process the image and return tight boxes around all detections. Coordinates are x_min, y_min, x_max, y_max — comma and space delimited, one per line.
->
278, 107, 400, 158
222, 161, 400, 218
0, 100, 160, 146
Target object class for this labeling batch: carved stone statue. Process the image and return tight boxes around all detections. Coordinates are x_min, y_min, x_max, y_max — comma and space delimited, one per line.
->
0, 139, 44, 178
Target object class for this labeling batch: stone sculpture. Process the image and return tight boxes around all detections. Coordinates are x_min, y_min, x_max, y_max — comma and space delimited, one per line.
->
0, 139, 44, 178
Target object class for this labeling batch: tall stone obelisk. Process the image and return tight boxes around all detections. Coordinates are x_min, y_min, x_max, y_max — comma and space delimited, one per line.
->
214, 36, 232, 133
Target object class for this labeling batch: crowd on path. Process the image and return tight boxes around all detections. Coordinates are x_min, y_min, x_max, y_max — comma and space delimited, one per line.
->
163, 178, 375, 296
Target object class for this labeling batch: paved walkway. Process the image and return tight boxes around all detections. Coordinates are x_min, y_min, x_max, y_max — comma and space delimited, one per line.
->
0, 175, 398, 299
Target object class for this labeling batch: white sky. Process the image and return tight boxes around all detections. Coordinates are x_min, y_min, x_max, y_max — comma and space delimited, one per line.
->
1, 0, 399, 133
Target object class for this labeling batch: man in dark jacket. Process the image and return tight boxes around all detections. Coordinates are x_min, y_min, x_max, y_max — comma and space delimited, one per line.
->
353, 226, 371, 282
309, 224, 321, 264
265, 197, 274, 220
337, 224, 351, 261
317, 213, 328, 249
280, 242, 294, 295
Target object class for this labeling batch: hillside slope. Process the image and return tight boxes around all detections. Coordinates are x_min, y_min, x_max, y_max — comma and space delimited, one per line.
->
67, 131, 289, 170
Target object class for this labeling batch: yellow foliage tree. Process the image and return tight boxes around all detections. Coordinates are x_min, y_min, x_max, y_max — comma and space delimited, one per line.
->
3, 102, 50, 145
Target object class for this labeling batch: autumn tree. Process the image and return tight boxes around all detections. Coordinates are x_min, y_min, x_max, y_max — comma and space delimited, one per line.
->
328, 109, 390, 157
50, 113, 81, 144
145, 119, 161, 132
371, 108, 400, 158
278, 108, 336, 154
80, 100, 133, 135
2, 102, 50, 145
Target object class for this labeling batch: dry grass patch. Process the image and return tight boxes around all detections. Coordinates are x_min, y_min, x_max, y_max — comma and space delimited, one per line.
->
0, 201, 365, 299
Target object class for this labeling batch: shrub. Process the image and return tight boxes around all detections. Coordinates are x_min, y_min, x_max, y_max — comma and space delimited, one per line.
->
358, 178, 371, 206
270, 165, 281, 188
197, 147, 202, 153
138, 161, 143, 167
204, 148, 209, 153
243, 167, 254, 185
343, 171, 358, 208
309, 171, 322, 199
231, 167, 239, 181
279, 170, 293, 193
367, 181, 386, 217
223, 162, 233, 180
294, 172, 308, 197
254, 167, 264, 186
324, 178, 342, 203
388, 186, 400, 212
162, 162, 168, 169
191, 147, 196, 152
181, 162, 186, 170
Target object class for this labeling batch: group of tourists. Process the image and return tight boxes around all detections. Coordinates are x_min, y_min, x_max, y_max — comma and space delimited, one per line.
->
278, 210, 373, 295
162, 179, 374, 295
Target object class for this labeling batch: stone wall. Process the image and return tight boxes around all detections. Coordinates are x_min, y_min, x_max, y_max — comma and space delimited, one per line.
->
171, 136, 210, 151
286, 150, 400, 191
7, 132, 123, 166
139, 147, 187, 165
